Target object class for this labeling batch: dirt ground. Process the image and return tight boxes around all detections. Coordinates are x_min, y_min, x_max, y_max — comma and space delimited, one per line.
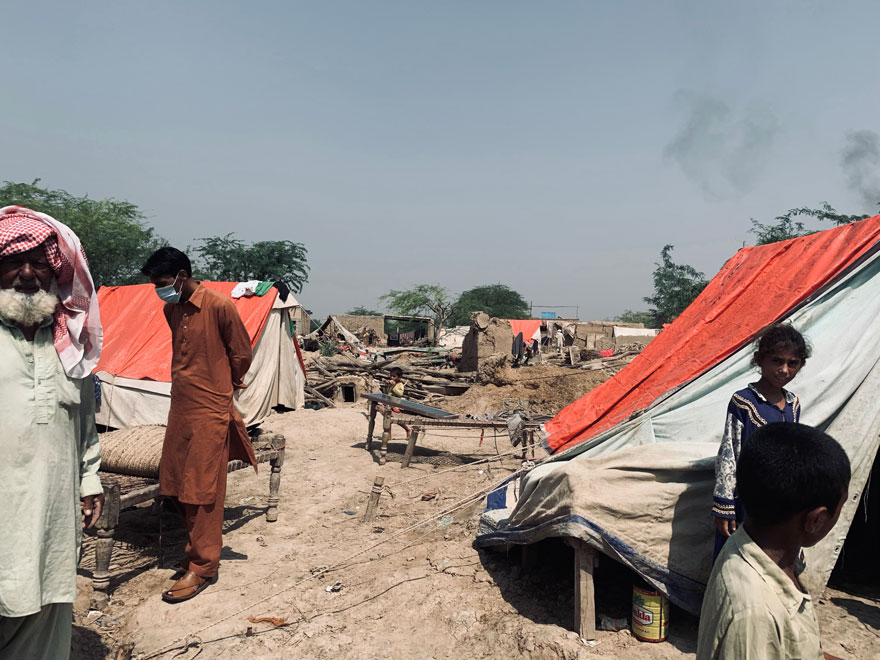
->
73, 402, 880, 659
443, 363, 609, 417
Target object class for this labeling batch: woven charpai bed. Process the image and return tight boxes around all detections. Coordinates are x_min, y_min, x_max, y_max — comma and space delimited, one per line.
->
88, 425, 286, 607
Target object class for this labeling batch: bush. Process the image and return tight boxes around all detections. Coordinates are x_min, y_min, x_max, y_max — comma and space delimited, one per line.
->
319, 340, 339, 357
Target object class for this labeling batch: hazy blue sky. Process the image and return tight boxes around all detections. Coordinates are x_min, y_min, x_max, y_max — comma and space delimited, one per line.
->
4, 2, 879, 319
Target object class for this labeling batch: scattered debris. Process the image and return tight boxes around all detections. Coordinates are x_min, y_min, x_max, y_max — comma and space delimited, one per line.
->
247, 615, 289, 628
598, 614, 629, 632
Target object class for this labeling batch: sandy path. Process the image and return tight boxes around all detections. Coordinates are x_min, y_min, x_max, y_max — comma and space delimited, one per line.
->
73, 406, 879, 659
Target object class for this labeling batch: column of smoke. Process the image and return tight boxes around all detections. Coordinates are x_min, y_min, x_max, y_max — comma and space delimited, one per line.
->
842, 130, 880, 211
664, 91, 777, 200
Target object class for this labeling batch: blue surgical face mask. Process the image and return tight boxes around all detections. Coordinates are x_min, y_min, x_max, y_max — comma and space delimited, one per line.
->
155, 274, 182, 304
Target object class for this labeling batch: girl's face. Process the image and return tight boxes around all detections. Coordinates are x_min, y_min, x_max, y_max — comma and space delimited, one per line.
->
755, 348, 804, 389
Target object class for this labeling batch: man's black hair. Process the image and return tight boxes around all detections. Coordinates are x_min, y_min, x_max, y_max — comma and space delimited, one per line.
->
140, 247, 192, 279
389, 366, 403, 378
738, 422, 850, 525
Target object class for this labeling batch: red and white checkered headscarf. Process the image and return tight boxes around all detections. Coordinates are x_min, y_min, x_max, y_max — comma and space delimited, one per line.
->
0, 206, 102, 378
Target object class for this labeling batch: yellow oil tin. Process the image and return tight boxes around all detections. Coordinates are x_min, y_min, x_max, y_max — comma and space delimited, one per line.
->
631, 584, 670, 642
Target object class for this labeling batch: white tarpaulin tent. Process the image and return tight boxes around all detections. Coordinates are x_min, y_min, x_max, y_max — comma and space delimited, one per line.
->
94, 283, 306, 429
478, 216, 880, 614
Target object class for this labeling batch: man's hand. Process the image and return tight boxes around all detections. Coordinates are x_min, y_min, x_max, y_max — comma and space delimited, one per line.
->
82, 494, 105, 529
713, 516, 736, 537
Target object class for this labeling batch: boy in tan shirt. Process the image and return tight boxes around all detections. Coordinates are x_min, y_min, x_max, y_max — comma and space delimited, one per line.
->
697, 422, 849, 660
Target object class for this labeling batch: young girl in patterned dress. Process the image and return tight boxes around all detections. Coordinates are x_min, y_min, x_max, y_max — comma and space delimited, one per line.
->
712, 323, 811, 559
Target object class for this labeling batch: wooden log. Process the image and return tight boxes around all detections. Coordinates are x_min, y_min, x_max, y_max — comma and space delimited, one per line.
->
379, 409, 392, 465
572, 540, 597, 640
91, 482, 121, 609
311, 358, 333, 377
401, 426, 422, 469
267, 447, 284, 523
362, 475, 385, 523
365, 400, 377, 450
304, 385, 336, 408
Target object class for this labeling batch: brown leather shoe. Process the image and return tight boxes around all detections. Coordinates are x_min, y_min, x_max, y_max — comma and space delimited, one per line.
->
161, 570, 216, 603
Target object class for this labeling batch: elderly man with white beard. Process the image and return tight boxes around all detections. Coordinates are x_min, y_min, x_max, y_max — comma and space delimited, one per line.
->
0, 206, 104, 660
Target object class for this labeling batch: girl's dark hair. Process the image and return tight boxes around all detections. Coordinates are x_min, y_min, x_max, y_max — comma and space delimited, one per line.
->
751, 322, 811, 366
389, 367, 403, 378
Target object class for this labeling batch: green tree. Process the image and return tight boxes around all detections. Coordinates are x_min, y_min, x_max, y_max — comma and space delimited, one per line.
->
346, 306, 383, 316
0, 179, 165, 287
613, 309, 656, 327
750, 202, 870, 245
449, 284, 529, 325
193, 233, 309, 293
379, 284, 456, 331
643, 245, 708, 326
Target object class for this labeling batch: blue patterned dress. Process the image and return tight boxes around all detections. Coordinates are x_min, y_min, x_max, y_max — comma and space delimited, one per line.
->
712, 383, 800, 557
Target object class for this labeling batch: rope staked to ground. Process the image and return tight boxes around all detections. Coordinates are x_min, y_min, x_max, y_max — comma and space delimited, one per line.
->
138, 457, 543, 660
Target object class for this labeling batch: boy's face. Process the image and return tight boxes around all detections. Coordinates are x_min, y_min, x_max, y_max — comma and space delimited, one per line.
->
391, 373, 401, 383
801, 488, 847, 548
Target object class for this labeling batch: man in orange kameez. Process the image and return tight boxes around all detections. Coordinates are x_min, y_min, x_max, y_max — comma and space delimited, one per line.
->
141, 247, 256, 602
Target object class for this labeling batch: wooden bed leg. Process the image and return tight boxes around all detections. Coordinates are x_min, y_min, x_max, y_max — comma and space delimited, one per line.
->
401, 426, 421, 469
573, 540, 597, 640
91, 483, 120, 610
379, 409, 392, 465
365, 401, 378, 451
266, 448, 285, 523
362, 475, 385, 523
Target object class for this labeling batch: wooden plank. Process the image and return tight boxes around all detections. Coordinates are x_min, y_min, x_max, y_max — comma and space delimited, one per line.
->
365, 400, 377, 450
573, 540, 597, 640
401, 427, 422, 469
361, 393, 458, 419
362, 475, 385, 523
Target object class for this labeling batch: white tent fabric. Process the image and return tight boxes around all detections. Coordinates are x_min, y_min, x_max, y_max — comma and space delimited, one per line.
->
95, 295, 306, 428
437, 325, 469, 349
612, 326, 657, 337
478, 245, 880, 613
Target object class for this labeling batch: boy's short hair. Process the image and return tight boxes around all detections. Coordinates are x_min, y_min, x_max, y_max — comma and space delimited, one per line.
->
738, 423, 850, 525
389, 367, 403, 378
141, 247, 192, 279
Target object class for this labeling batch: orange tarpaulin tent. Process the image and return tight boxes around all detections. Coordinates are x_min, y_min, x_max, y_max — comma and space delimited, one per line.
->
95, 282, 278, 382
94, 282, 307, 429
544, 215, 880, 454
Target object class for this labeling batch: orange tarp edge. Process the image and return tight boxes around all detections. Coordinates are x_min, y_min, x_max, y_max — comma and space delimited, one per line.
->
545, 215, 880, 454
508, 319, 542, 340
95, 282, 277, 382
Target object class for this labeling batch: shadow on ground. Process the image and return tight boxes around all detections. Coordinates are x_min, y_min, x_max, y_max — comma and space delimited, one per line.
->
71, 623, 110, 660
352, 439, 486, 467
478, 538, 699, 653
79, 501, 265, 592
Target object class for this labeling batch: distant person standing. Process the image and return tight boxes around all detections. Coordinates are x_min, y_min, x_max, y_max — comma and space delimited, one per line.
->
141, 247, 256, 603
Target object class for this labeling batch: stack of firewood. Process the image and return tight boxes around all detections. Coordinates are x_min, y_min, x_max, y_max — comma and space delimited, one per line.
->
303, 356, 474, 408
